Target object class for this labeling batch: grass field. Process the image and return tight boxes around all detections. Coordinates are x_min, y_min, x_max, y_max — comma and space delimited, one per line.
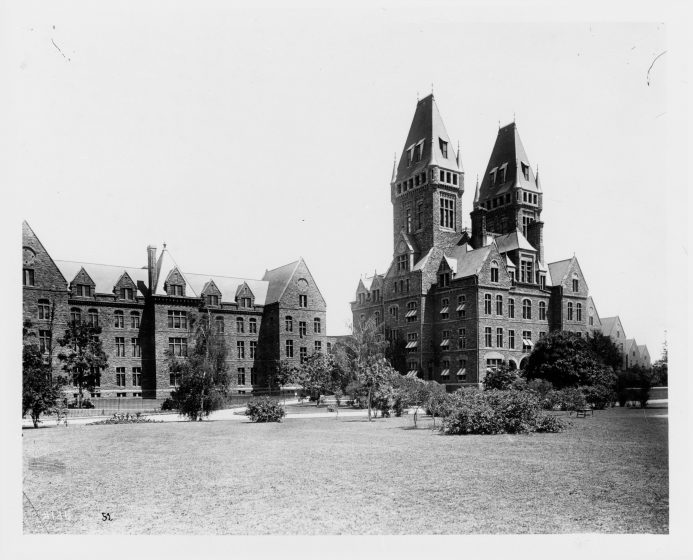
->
22, 406, 668, 534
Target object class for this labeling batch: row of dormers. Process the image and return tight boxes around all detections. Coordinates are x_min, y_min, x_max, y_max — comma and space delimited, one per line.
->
395, 167, 461, 197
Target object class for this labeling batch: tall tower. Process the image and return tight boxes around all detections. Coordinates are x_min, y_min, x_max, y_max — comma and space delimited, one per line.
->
390, 94, 464, 260
474, 122, 542, 239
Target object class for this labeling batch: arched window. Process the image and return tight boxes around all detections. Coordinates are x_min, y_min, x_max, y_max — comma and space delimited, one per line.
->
285, 316, 293, 332
88, 309, 99, 326
236, 317, 244, 333
38, 299, 50, 320
576, 303, 582, 322
495, 295, 503, 315
114, 310, 124, 328
567, 302, 574, 321
70, 307, 81, 323
522, 299, 532, 320
508, 298, 515, 318
249, 317, 257, 334
490, 261, 499, 283
484, 294, 492, 315
130, 311, 140, 329
539, 301, 546, 321
215, 316, 225, 334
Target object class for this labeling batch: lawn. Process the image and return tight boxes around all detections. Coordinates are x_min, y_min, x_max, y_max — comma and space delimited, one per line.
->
22, 406, 668, 534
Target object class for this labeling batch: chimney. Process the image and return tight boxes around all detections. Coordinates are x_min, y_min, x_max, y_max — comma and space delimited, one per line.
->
527, 221, 544, 263
147, 245, 158, 294
470, 207, 488, 250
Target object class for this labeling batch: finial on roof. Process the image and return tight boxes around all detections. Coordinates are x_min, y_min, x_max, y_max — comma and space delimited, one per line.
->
473, 175, 480, 208
416, 91, 419, 102
163, 242, 167, 250
535, 164, 542, 191
513, 112, 516, 123
498, 120, 500, 130
456, 140, 460, 166
391, 152, 397, 182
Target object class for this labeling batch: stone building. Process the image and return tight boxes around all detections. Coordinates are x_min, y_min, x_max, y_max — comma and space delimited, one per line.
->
351, 94, 648, 387
22, 221, 327, 400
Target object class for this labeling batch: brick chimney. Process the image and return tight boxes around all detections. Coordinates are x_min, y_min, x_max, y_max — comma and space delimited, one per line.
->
470, 207, 488, 249
526, 220, 544, 263
147, 245, 158, 294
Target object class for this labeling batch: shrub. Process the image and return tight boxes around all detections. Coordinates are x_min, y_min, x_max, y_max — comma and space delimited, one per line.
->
245, 397, 286, 423
484, 389, 543, 434
160, 397, 177, 411
543, 387, 587, 411
67, 398, 95, 409
527, 378, 554, 399
581, 383, 614, 410
91, 412, 160, 425
483, 365, 521, 391
535, 414, 569, 433
442, 389, 503, 435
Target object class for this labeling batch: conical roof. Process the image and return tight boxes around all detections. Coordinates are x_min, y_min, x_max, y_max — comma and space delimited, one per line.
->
393, 94, 460, 184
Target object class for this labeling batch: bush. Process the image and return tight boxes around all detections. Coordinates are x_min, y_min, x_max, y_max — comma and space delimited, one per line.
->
543, 387, 587, 411
442, 389, 503, 435
245, 397, 286, 423
484, 390, 544, 434
67, 398, 95, 409
527, 378, 554, 399
92, 412, 160, 425
160, 397, 177, 411
483, 365, 521, 391
581, 383, 614, 410
535, 414, 569, 433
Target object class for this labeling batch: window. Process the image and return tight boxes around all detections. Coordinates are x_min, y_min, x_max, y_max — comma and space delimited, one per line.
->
74, 284, 91, 297
520, 260, 533, 283
487, 359, 503, 371
113, 337, 125, 357
237, 368, 246, 385
121, 287, 134, 300
299, 295, 308, 308
440, 359, 450, 377
237, 341, 245, 359
406, 301, 417, 323
389, 306, 399, 321
439, 138, 448, 158
576, 303, 583, 322
438, 271, 451, 287
589, 310, 594, 326
38, 330, 50, 353
239, 297, 252, 308
521, 162, 529, 181
417, 203, 424, 230
458, 328, 467, 349
167, 310, 188, 329
441, 330, 451, 349
485, 327, 492, 347
249, 340, 257, 359
496, 328, 503, 348
490, 262, 499, 283
406, 279, 410, 292
285, 316, 293, 332
70, 307, 81, 323
168, 337, 188, 356
132, 367, 142, 387
130, 311, 140, 329
299, 321, 307, 337
396, 254, 408, 273
169, 371, 181, 387
440, 298, 449, 320
300, 347, 308, 364
374, 311, 381, 325
406, 332, 418, 353
23, 268, 35, 286
116, 367, 126, 387
508, 330, 515, 349
215, 316, 225, 334
457, 359, 467, 380
539, 301, 546, 321
326, 342, 332, 353
237, 317, 244, 333
251, 368, 257, 385
440, 194, 455, 229
540, 275, 546, 289
522, 331, 533, 352
457, 295, 466, 318
206, 294, 219, 306
540, 331, 547, 339
496, 295, 503, 316
114, 310, 124, 328
484, 294, 492, 315
522, 299, 532, 320
169, 284, 184, 296
509, 298, 515, 318
86, 309, 98, 326
567, 302, 574, 321
572, 276, 579, 292
311, 317, 321, 333
406, 208, 412, 233
38, 299, 50, 320
285, 339, 294, 358
314, 340, 322, 353
372, 289, 380, 302
249, 318, 257, 333
131, 337, 141, 357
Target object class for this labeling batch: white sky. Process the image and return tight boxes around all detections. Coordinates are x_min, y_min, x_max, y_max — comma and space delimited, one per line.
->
0, 3, 675, 356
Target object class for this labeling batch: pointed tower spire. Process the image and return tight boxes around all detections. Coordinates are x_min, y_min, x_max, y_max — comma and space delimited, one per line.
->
473, 175, 480, 208
535, 164, 542, 191
391, 153, 397, 183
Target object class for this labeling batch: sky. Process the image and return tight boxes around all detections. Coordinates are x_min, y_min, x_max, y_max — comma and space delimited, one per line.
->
1, 2, 678, 358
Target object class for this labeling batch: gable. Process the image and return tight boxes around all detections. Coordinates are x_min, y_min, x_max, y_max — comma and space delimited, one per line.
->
164, 268, 186, 290
22, 221, 69, 291
277, 258, 326, 309
70, 267, 96, 288
201, 279, 222, 297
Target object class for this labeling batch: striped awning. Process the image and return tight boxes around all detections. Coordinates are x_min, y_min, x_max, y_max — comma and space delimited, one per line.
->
456, 304, 466, 311
522, 339, 534, 347
405, 310, 417, 318
405, 341, 418, 349
440, 339, 450, 347
407, 370, 419, 376
439, 307, 449, 314
456, 368, 467, 377
440, 369, 450, 377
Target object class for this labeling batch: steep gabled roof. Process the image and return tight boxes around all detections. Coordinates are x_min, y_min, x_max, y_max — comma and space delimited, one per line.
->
494, 230, 535, 254
153, 248, 194, 296
54, 260, 149, 297
547, 258, 572, 287
600, 316, 624, 338
394, 94, 460, 183
184, 273, 268, 305
448, 243, 493, 279
262, 259, 301, 305
478, 122, 539, 201
637, 345, 650, 358
412, 248, 435, 271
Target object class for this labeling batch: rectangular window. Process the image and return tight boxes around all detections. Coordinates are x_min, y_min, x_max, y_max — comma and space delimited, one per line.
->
573, 278, 579, 292
206, 294, 219, 306
114, 313, 124, 328
132, 367, 142, 387
484, 327, 492, 348
116, 367, 126, 387
169, 371, 181, 387
237, 368, 246, 386
76, 284, 91, 297
439, 139, 448, 158
458, 328, 466, 349
496, 328, 503, 348
522, 331, 532, 352
509, 330, 515, 349
237, 317, 245, 333
237, 341, 245, 359
440, 297, 449, 320
131, 337, 141, 357
313, 318, 321, 333
249, 340, 257, 359
131, 313, 140, 329
23, 269, 35, 286
496, 296, 503, 316
300, 346, 308, 364
38, 329, 50, 353
509, 298, 515, 318
457, 295, 466, 318
167, 310, 188, 329
520, 260, 533, 283
121, 287, 134, 300
440, 194, 455, 229
115, 337, 125, 357
314, 340, 322, 353
168, 337, 188, 356
285, 339, 294, 358
249, 318, 257, 333
38, 301, 50, 320
169, 284, 184, 296
396, 254, 408, 272
299, 321, 307, 337
299, 295, 308, 308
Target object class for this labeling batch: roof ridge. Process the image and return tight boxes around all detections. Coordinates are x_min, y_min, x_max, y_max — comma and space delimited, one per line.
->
54, 259, 143, 270
264, 259, 300, 274
185, 271, 267, 283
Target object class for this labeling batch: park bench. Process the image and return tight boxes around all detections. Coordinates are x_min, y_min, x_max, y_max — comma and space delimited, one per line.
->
575, 407, 594, 418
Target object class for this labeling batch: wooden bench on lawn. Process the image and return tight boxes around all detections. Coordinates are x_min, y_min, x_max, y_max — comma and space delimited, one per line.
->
575, 407, 594, 418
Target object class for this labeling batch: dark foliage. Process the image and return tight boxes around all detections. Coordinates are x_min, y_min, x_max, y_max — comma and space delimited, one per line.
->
483, 365, 522, 390
586, 331, 625, 371
245, 397, 286, 422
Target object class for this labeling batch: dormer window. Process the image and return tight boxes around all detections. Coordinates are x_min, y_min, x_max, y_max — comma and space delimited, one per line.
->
396, 254, 408, 273
521, 162, 530, 181
490, 261, 499, 283
489, 168, 497, 185
438, 271, 450, 287
206, 294, 219, 306
168, 284, 184, 296
498, 164, 506, 183
75, 284, 92, 297
416, 142, 424, 162
407, 147, 414, 166
121, 287, 134, 300
439, 139, 448, 158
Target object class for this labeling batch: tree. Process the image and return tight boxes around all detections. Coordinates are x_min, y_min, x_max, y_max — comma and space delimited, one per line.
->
169, 312, 230, 421
652, 337, 668, 386
22, 321, 64, 428
586, 331, 625, 371
483, 364, 521, 390
57, 321, 108, 408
